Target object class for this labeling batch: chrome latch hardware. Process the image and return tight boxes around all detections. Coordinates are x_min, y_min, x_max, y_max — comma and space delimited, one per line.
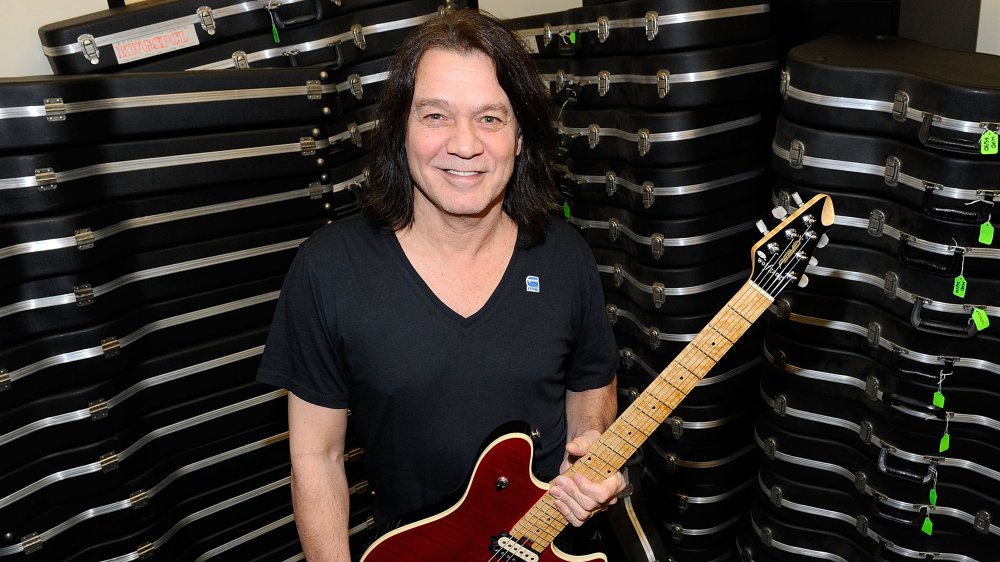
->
652, 282, 665, 308
667, 416, 683, 438
78, 34, 100, 65
596, 16, 610, 43
620, 348, 634, 369
607, 217, 620, 241
867, 210, 885, 237
974, 511, 991, 533
308, 182, 324, 199
306, 79, 323, 100
779, 70, 789, 98
348, 124, 363, 147
883, 272, 898, 298
865, 376, 879, 401
642, 182, 654, 208
348, 75, 363, 99
597, 70, 610, 97
883, 156, 901, 186
0, 370, 9, 392
773, 394, 787, 416
555, 69, 566, 92
130, 489, 149, 509
650, 233, 664, 259
45, 98, 66, 122
137, 542, 155, 559
606, 304, 619, 325
854, 471, 868, 493
605, 171, 617, 195
637, 129, 650, 156
644, 11, 658, 40
677, 494, 689, 512
866, 322, 881, 348
859, 421, 873, 443
856, 514, 869, 536
197, 6, 216, 35
773, 299, 790, 320
647, 327, 660, 349
763, 438, 776, 459
613, 265, 623, 287
588, 124, 600, 148
760, 527, 773, 547
101, 336, 120, 358
349, 480, 369, 495
656, 70, 669, 98
667, 523, 683, 542
89, 399, 109, 420
35, 168, 58, 191
543, 23, 553, 47
892, 90, 909, 122
232, 51, 249, 69
344, 447, 365, 462
75, 228, 95, 250
664, 452, 677, 473
21, 533, 42, 555
74, 284, 94, 306
100, 451, 119, 472
300, 137, 317, 156
351, 24, 367, 50
769, 485, 783, 507
788, 140, 804, 168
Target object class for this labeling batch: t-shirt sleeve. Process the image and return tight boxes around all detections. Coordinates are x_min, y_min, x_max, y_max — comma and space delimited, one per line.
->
564, 234, 619, 392
256, 242, 350, 409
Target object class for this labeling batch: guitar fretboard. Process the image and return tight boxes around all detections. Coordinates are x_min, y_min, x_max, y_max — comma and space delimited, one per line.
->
510, 280, 774, 550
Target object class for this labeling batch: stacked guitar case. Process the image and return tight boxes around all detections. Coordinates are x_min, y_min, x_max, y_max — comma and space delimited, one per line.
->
510, 1, 779, 560
737, 36, 1000, 562
2, 1, 473, 560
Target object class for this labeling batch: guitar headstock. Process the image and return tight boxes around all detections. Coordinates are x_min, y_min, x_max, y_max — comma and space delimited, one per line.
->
750, 193, 835, 299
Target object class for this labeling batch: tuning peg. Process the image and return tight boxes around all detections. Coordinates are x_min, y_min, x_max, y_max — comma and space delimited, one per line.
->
772, 206, 788, 220
755, 220, 768, 234
809, 256, 818, 266
797, 274, 810, 288
791, 192, 804, 207
817, 233, 829, 248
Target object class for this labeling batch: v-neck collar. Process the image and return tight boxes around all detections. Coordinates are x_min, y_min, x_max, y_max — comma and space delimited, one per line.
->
387, 229, 520, 327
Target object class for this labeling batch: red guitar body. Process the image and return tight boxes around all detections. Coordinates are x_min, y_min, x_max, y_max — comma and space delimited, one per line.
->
362, 433, 605, 562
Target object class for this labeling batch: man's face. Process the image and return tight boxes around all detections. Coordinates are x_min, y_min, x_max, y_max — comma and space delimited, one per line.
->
406, 48, 522, 221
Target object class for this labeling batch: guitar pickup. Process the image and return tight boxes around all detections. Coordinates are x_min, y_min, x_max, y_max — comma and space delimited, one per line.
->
490, 533, 540, 562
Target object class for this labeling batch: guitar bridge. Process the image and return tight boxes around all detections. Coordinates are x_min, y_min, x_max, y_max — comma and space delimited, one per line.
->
489, 533, 540, 562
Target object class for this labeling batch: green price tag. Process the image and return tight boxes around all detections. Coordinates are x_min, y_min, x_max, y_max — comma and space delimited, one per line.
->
982, 130, 999, 155
921, 516, 934, 535
569, 32, 577, 44
272, 24, 280, 44
929, 488, 938, 506
981, 221, 995, 245
973, 307, 990, 331
939, 433, 950, 452
563, 202, 571, 219
953, 275, 967, 298
933, 391, 946, 409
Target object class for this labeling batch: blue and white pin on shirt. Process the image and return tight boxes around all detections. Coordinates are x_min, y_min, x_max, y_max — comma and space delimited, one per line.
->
525, 275, 540, 293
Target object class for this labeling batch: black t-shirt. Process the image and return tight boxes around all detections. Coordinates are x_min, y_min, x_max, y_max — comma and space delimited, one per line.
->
257, 214, 617, 524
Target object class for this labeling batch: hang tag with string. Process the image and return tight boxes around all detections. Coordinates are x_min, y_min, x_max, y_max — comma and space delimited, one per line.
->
953, 242, 967, 298
939, 412, 951, 453
981, 211, 995, 245
933, 369, 949, 409
982, 128, 999, 155
266, 1, 281, 44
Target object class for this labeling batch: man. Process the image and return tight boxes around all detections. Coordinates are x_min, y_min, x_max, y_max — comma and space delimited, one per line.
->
257, 9, 625, 560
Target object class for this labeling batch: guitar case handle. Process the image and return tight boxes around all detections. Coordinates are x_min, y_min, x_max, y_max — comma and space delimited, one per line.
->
272, 0, 324, 29
878, 448, 937, 484
918, 113, 982, 154
897, 236, 961, 277
910, 298, 978, 338
882, 393, 947, 420
871, 494, 927, 527
923, 188, 991, 224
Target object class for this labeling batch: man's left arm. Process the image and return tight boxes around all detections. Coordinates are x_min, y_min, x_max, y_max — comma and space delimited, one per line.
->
550, 376, 628, 527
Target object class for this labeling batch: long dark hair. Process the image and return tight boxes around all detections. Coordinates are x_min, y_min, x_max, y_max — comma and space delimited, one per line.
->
362, 9, 560, 248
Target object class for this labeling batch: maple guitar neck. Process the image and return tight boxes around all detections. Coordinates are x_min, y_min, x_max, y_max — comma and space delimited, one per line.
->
509, 280, 775, 551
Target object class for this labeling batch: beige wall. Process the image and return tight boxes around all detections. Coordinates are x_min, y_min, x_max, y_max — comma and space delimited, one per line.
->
979, 0, 1000, 55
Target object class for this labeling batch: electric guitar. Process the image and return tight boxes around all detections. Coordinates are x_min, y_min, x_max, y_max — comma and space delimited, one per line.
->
362, 194, 835, 562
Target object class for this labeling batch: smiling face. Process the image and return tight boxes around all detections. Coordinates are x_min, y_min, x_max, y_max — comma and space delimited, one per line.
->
405, 48, 522, 223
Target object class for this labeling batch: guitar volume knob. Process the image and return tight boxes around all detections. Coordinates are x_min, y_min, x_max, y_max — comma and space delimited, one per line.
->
496, 477, 509, 491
